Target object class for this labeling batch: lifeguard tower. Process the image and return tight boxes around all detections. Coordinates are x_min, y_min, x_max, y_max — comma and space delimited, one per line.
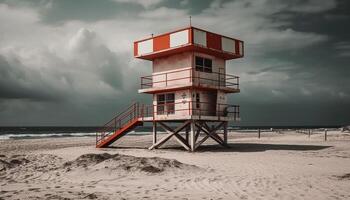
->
96, 26, 244, 151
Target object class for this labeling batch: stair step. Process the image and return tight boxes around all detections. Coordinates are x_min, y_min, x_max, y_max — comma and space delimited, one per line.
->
96, 119, 142, 148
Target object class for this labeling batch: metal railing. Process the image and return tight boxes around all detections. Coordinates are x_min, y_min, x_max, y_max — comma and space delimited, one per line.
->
96, 102, 141, 145
140, 68, 239, 90
141, 101, 240, 120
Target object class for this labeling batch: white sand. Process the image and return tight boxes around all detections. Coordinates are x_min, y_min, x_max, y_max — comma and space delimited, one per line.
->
1, 130, 350, 199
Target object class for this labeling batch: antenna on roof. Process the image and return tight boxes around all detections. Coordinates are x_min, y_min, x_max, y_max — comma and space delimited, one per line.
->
189, 16, 192, 27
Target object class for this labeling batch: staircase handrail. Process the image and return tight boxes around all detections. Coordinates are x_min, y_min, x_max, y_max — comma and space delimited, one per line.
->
96, 102, 140, 144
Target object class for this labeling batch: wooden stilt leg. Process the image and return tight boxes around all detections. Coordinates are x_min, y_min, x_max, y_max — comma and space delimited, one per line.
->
153, 121, 157, 146
223, 121, 228, 145
190, 121, 196, 152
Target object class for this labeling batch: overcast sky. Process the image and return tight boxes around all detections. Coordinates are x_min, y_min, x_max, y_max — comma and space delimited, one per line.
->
0, 0, 349, 126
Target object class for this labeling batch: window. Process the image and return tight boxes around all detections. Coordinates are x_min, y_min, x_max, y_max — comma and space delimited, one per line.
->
157, 93, 175, 115
157, 94, 165, 114
195, 56, 212, 73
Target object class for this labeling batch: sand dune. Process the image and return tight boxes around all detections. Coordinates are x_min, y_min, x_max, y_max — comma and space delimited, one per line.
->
1, 131, 350, 199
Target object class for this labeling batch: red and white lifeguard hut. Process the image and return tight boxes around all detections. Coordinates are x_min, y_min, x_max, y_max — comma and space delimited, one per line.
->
96, 26, 243, 151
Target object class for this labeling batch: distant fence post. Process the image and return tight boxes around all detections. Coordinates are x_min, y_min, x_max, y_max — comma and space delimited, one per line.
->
258, 128, 261, 139
308, 129, 311, 138
325, 129, 327, 141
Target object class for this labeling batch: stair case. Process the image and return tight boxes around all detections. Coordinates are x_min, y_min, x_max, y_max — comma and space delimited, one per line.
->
96, 102, 143, 148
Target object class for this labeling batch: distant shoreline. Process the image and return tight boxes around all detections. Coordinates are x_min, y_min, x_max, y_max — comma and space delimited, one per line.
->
0, 125, 346, 140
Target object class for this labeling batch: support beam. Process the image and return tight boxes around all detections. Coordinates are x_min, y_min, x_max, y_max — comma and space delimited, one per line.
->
149, 120, 230, 151
185, 126, 190, 144
158, 122, 190, 151
223, 121, 228, 145
202, 122, 224, 143
198, 122, 225, 145
190, 121, 196, 151
148, 120, 191, 150
194, 134, 209, 150
194, 121, 202, 143
152, 121, 157, 146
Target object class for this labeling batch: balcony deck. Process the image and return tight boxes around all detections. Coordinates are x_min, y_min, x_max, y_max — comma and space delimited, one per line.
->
138, 68, 240, 94
139, 115, 240, 122
138, 101, 240, 122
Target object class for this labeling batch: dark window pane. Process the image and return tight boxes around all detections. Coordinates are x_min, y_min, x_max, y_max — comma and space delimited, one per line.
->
195, 56, 203, 66
204, 58, 212, 67
157, 94, 165, 103
196, 93, 200, 109
166, 93, 175, 102
204, 59, 212, 73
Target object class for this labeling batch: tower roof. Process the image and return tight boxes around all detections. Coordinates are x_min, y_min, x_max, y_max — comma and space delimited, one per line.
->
134, 26, 244, 61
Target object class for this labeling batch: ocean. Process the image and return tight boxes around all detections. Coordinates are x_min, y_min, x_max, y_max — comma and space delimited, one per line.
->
0, 126, 153, 140
0, 125, 341, 140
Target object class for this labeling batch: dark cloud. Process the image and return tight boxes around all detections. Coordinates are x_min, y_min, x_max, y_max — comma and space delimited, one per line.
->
0, 54, 62, 101
67, 28, 124, 90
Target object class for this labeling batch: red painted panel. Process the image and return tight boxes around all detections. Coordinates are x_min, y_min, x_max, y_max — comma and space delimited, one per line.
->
134, 42, 138, 56
207, 32, 222, 51
136, 44, 243, 61
153, 34, 170, 52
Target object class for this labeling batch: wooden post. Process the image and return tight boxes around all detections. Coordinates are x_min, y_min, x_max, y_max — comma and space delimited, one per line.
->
258, 128, 261, 139
185, 126, 189, 143
325, 129, 327, 141
153, 121, 157, 146
308, 129, 311, 138
223, 122, 228, 145
190, 121, 196, 151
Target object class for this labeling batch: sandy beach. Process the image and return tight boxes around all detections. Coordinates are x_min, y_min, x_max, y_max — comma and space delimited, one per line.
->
1, 130, 350, 200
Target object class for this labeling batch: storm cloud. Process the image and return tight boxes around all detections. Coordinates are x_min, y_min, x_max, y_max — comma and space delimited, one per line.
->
0, 0, 349, 126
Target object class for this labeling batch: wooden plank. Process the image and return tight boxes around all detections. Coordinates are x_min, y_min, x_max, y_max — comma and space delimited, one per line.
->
203, 122, 225, 143
194, 134, 209, 150
149, 120, 191, 150
158, 122, 190, 151
194, 121, 202, 143
190, 121, 196, 151
223, 122, 228, 144
153, 121, 157, 145
197, 122, 225, 145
